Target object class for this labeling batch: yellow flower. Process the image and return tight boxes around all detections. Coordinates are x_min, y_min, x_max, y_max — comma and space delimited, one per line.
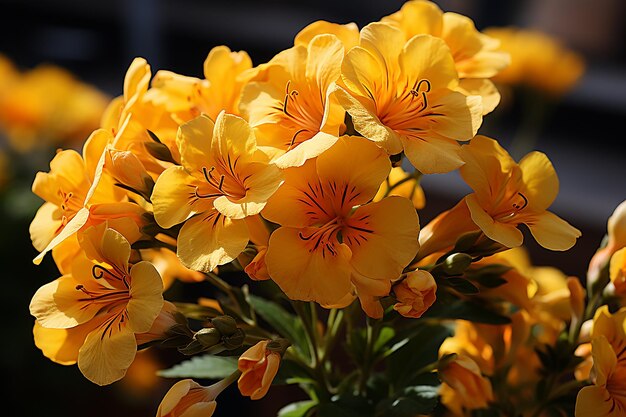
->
484, 27, 585, 97
30, 129, 145, 267
392, 270, 436, 318
263, 136, 420, 317
439, 354, 494, 414
148, 45, 252, 122
237, 340, 281, 400
29, 225, 163, 385
157, 378, 232, 417
381, 0, 510, 114
151, 112, 282, 272
575, 336, 626, 417
588, 201, 626, 287
239, 34, 345, 168
459, 135, 580, 250
140, 244, 205, 290
334, 22, 483, 174
373, 166, 425, 210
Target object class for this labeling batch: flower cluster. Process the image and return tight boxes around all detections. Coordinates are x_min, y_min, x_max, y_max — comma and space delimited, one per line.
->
26, 1, 620, 417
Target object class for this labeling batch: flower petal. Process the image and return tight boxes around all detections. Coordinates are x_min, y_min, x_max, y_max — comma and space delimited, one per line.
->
78, 324, 137, 385
265, 227, 353, 306
127, 261, 164, 333
519, 151, 559, 211
177, 213, 249, 273
33, 321, 94, 365
466, 194, 523, 248
33, 207, 90, 265
177, 114, 215, 172
526, 211, 581, 251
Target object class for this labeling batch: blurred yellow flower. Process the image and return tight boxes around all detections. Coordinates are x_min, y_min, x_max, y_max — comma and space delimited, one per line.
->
263, 136, 419, 317
239, 34, 345, 168
334, 22, 483, 174
484, 27, 585, 97
151, 112, 282, 272
294, 20, 360, 51
29, 225, 163, 385
0, 61, 109, 152
610, 248, 626, 297
588, 200, 626, 287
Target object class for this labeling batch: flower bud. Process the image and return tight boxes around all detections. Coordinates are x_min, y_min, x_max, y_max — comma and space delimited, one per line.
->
393, 270, 437, 318
222, 329, 245, 350
238, 340, 281, 400
157, 378, 230, 417
211, 316, 238, 336
195, 328, 222, 348
105, 147, 154, 198
443, 253, 473, 275
136, 301, 182, 346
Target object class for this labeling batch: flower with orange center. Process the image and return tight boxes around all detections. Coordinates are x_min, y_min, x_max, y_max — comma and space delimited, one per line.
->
30, 128, 145, 269
418, 135, 580, 257
151, 111, 282, 272
392, 270, 436, 318
237, 340, 281, 400
381, 0, 510, 114
575, 336, 626, 417
239, 34, 345, 168
334, 22, 483, 174
148, 45, 252, 122
263, 136, 420, 317
30, 225, 163, 385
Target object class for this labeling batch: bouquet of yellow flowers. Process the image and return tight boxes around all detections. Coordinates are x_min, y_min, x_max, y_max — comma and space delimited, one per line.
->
28, 1, 623, 416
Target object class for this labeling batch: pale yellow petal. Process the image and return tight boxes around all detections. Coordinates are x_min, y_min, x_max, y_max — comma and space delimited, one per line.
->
306, 34, 344, 97
80, 226, 131, 271
466, 194, 523, 248
30, 275, 101, 328
457, 78, 501, 115
294, 20, 360, 50
33, 321, 93, 365
400, 34, 458, 90
526, 211, 581, 251
401, 131, 463, 174
381, 0, 443, 39
152, 166, 210, 229
519, 151, 559, 212
177, 213, 249, 273
273, 131, 338, 169
575, 385, 614, 417
33, 207, 90, 265
78, 325, 137, 385
127, 261, 164, 333
29, 202, 62, 252
177, 114, 215, 173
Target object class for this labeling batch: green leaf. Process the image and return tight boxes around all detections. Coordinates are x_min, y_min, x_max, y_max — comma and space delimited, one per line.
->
446, 277, 479, 294
375, 385, 439, 417
157, 354, 237, 379
272, 358, 315, 385
422, 291, 511, 325
248, 295, 310, 358
386, 323, 451, 390
373, 326, 395, 356
278, 401, 317, 417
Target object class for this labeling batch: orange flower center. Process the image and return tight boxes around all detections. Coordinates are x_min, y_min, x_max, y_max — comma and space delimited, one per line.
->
280, 80, 323, 149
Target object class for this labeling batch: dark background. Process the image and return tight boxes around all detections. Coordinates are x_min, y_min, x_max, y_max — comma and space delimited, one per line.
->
0, 0, 625, 416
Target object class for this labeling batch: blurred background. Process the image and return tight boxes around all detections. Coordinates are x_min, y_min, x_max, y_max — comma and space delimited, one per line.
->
0, 0, 624, 416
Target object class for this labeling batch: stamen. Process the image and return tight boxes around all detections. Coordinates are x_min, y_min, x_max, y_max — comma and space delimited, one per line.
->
409, 79, 432, 111
202, 166, 216, 183
512, 193, 529, 211
288, 129, 308, 149
194, 187, 221, 199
